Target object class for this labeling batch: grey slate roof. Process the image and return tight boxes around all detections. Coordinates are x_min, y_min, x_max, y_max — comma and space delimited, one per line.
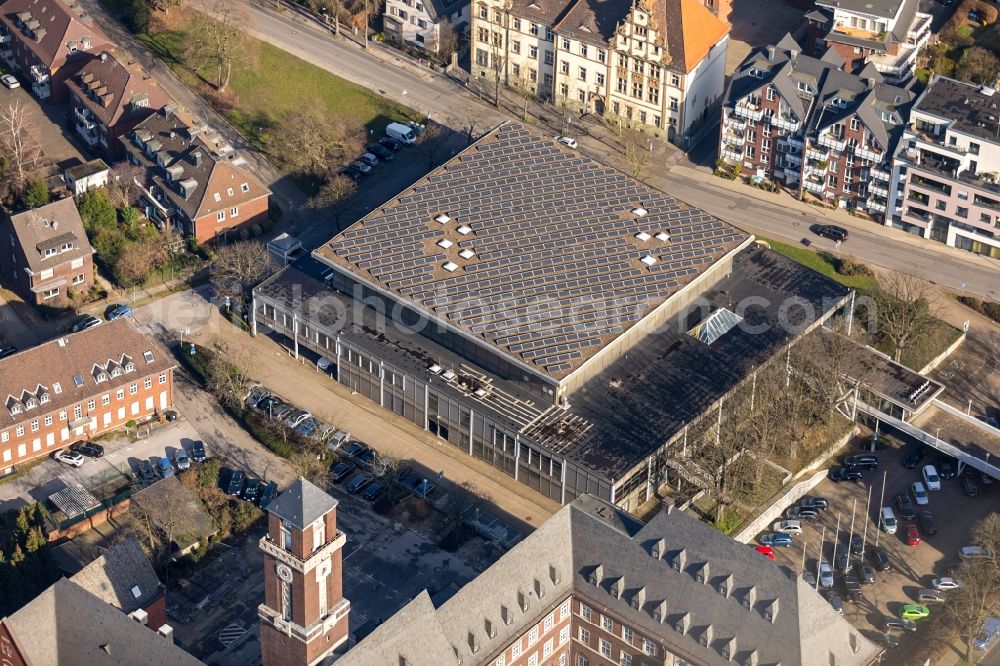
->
2, 578, 203, 665
913, 75, 1000, 144
338, 497, 880, 666
70, 538, 163, 615
5, 197, 93, 273
265, 477, 338, 530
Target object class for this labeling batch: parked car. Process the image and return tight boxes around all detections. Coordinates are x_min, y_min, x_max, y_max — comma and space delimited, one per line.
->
174, 449, 191, 471
138, 460, 157, 484
905, 524, 920, 546
918, 510, 937, 535
799, 495, 829, 510
816, 224, 849, 242
367, 143, 394, 161
760, 532, 793, 547
786, 506, 819, 521
829, 467, 863, 482
871, 546, 891, 571
106, 304, 133, 321
344, 441, 370, 459
894, 493, 916, 519
911, 481, 929, 506
932, 577, 965, 591
379, 136, 403, 151
818, 560, 834, 589
962, 472, 980, 497
922, 464, 942, 491
356, 448, 377, 467
0, 346, 18, 359
936, 456, 956, 479
259, 481, 278, 508
960, 545, 995, 560
73, 442, 105, 458
900, 604, 930, 621
827, 591, 844, 614
883, 616, 917, 632
54, 449, 85, 467
772, 520, 803, 534
346, 473, 369, 494
294, 417, 319, 438
72, 315, 102, 332
881, 506, 898, 535
332, 460, 356, 482
343, 165, 365, 182
755, 545, 775, 560
241, 478, 261, 503
0, 74, 20, 89
975, 617, 1000, 651
844, 575, 864, 603
245, 385, 270, 409
850, 532, 864, 555
917, 588, 946, 603
222, 468, 244, 495
159, 457, 174, 478
358, 152, 379, 167
283, 409, 311, 429
362, 481, 385, 502
855, 561, 876, 584
835, 544, 850, 572
555, 136, 578, 149
901, 447, 925, 469
191, 440, 206, 463
844, 454, 878, 469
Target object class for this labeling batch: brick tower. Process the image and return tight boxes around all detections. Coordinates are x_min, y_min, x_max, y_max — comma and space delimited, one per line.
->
258, 477, 350, 666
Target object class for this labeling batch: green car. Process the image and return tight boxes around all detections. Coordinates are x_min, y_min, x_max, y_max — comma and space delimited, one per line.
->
900, 604, 930, 621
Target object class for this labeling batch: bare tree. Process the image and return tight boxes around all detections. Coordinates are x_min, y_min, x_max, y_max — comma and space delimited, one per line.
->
309, 173, 357, 222
107, 161, 144, 208
510, 69, 534, 122
270, 107, 363, 177
435, 22, 458, 62
205, 340, 255, 408
868, 271, 937, 364
622, 128, 652, 180
415, 121, 445, 169
459, 104, 481, 146
289, 450, 330, 487
210, 240, 277, 312
489, 34, 506, 109
186, 0, 252, 91
0, 101, 42, 192
939, 559, 1000, 661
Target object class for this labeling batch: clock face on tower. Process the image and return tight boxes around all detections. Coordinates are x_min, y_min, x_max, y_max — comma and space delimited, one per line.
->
276, 563, 293, 582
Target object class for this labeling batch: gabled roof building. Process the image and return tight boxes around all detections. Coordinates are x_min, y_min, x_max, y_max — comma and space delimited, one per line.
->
69, 538, 168, 631
338, 496, 881, 666
384, 0, 469, 54
720, 36, 914, 220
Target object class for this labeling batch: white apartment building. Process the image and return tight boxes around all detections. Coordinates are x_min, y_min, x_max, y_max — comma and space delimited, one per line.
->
384, 0, 469, 53
472, 0, 729, 143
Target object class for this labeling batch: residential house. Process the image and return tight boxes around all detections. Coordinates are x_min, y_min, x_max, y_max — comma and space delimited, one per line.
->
69, 538, 168, 631
805, 0, 930, 83
131, 476, 219, 555
337, 496, 881, 666
0, 197, 95, 304
384, 0, 468, 54
121, 107, 271, 244
66, 50, 172, 161
0, 0, 113, 101
720, 36, 913, 219
64, 158, 110, 195
472, 0, 729, 143
887, 75, 1000, 258
0, 318, 175, 476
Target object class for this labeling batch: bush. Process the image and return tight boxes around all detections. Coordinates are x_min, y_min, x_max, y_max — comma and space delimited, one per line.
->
957, 46, 1000, 85
261, 218, 275, 232
128, 0, 150, 32
78, 189, 117, 231
238, 229, 250, 241
957, 294, 1000, 324
19, 179, 50, 210
251, 223, 263, 236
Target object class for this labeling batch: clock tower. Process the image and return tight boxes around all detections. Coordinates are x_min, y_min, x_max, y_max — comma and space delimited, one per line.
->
258, 477, 350, 666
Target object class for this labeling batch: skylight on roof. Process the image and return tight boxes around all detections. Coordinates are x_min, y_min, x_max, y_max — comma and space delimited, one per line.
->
688, 308, 744, 346
437, 239, 454, 249
53, 383, 62, 394
632, 207, 648, 217
131, 585, 142, 599
442, 261, 459, 272
655, 231, 670, 241
435, 214, 451, 224
640, 254, 657, 266
458, 248, 475, 259
457, 225, 472, 235
73, 374, 84, 388
143, 351, 154, 363
635, 231, 651, 241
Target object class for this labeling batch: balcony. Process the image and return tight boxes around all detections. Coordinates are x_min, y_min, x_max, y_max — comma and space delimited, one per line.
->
910, 174, 952, 196
867, 199, 887, 213
853, 144, 883, 162
258, 531, 347, 574
803, 180, 825, 195
29, 65, 48, 84
817, 134, 846, 152
904, 206, 930, 222
725, 116, 747, 131
784, 152, 802, 167
76, 124, 98, 146
722, 131, 743, 146
720, 148, 742, 162
734, 103, 764, 122
771, 115, 800, 131
806, 145, 829, 161
870, 184, 889, 198
872, 168, 891, 182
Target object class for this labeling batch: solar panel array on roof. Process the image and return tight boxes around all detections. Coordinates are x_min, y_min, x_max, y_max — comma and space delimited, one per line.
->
317, 124, 749, 380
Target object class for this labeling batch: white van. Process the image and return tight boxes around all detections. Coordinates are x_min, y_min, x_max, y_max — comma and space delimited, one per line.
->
385, 122, 417, 145
880, 506, 897, 535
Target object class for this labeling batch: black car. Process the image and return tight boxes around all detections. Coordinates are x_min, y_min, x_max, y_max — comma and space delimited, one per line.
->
918, 510, 937, 535
849, 532, 864, 555
191, 440, 206, 463
829, 467, 863, 482
259, 481, 278, 508
0, 346, 18, 360
844, 454, 878, 469
855, 561, 876, 584
241, 478, 261, 502
138, 460, 157, 484
844, 575, 864, 603
222, 468, 244, 495
894, 493, 916, 520
343, 165, 366, 182
331, 461, 356, 483
937, 456, 956, 479
379, 136, 402, 151
871, 546, 891, 572
799, 495, 829, 510
901, 447, 925, 469
73, 442, 105, 458
816, 224, 849, 242
362, 481, 385, 502
344, 441, 369, 459
367, 143, 394, 161
346, 472, 369, 494
882, 616, 917, 633
835, 544, 850, 572
961, 473, 980, 497
356, 448, 377, 467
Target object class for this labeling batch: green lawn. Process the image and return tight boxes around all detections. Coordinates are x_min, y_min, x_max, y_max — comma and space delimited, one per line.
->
757, 237, 877, 291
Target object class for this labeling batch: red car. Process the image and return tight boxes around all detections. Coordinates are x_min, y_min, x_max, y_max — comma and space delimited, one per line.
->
906, 524, 921, 546
756, 545, 775, 560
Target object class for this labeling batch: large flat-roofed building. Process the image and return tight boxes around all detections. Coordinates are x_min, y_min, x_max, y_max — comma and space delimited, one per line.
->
337, 495, 881, 666
253, 123, 851, 511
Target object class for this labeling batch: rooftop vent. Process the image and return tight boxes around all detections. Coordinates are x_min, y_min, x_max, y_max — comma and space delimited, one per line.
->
473, 388, 487, 398
457, 225, 472, 235
640, 254, 657, 266
458, 248, 475, 259
655, 231, 670, 241
982, 86, 996, 97
689, 308, 743, 345
632, 206, 648, 217
434, 214, 451, 224
442, 369, 457, 381
635, 231, 651, 241
437, 239, 454, 249
442, 261, 459, 272
428, 364, 442, 374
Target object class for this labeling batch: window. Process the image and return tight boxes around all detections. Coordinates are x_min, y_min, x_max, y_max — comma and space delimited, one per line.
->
957, 206, 968, 218
241, 183, 250, 193
601, 615, 613, 631
230, 207, 238, 218
560, 61, 569, 74
623, 626, 633, 645
74, 406, 82, 420
669, 96, 679, 110
600, 640, 611, 658
530, 45, 538, 59
496, 657, 505, 666
578, 66, 586, 81
44, 415, 52, 426
598, 49, 606, 62
530, 22, 538, 36
16, 426, 24, 437
971, 142, 981, 155
42, 288, 59, 300
72, 274, 85, 285
595, 72, 605, 86
543, 639, 553, 657
544, 615, 554, 631
643, 638, 656, 656
527, 655, 537, 666
670, 73, 680, 87
560, 626, 569, 644
561, 37, 570, 49
579, 628, 590, 646
130, 383, 138, 395
478, 3, 487, 18
544, 50, 553, 64
512, 40, 521, 54
159, 373, 168, 384
30, 420, 38, 433
560, 600, 570, 618
581, 603, 591, 621
579, 657, 589, 666
528, 627, 538, 645
936, 200, 947, 211
59, 410, 66, 421
216, 211, 225, 222
102, 394, 110, 406
86, 399, 96, 411
580, 44, 587, 57
620, 653, 632, 666
144, 378, 153, 389
512, 641, 522, 658
0, 432, 6, 443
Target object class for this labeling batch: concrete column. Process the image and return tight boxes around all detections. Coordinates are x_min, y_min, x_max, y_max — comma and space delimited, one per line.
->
379, 361, 385, 407
292, 314, 299, 359
250, 293, 257, 336
514, 433, 520, 482
468, 409, 474, 456
335, 337, 341, 383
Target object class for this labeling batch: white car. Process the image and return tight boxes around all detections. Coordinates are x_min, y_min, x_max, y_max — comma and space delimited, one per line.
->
772, 520, 803, 534
911, 481, 929, 505
960, 546, 995, 560
818, 560, 834, 589
922, 464, 942, 490
880, 506, 897, 535
1, 74, 19, 89
931, 577, 965, 591
54, 449, 85, 467
556, 136, 578, 149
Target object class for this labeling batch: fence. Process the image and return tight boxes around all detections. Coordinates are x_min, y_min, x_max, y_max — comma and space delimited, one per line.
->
731, 469, 831, 544
918, 329, 966, 375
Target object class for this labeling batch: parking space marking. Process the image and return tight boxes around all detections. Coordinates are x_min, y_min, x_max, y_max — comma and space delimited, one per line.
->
218, 621, 248, 648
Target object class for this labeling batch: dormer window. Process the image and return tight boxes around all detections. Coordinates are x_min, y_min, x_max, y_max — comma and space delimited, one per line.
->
24, 398, 37, 410
39, 392, 50, 404
110, 367, 122, 378
124, 361, 135, 373
9, 403, 22, 416
82, 37, 91, 48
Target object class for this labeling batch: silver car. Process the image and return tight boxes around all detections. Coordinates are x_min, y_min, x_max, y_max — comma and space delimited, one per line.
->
818, 560, 834, 589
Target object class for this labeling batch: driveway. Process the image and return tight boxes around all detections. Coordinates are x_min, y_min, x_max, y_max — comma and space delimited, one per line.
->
0, 81, 87, 173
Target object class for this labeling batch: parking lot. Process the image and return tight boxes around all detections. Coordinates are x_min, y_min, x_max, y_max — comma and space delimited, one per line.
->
764, 440, 998, 657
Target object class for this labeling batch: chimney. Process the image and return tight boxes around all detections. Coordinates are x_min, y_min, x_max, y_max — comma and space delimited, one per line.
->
767, 45, 775, 60
100, 51, 107, 62
129, 609, 148, 626
191, 150, 203, 166
790, 48, 798, 62
661, 497, 675, 514
672, 548, 686, 572
156, 625, 174, 642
